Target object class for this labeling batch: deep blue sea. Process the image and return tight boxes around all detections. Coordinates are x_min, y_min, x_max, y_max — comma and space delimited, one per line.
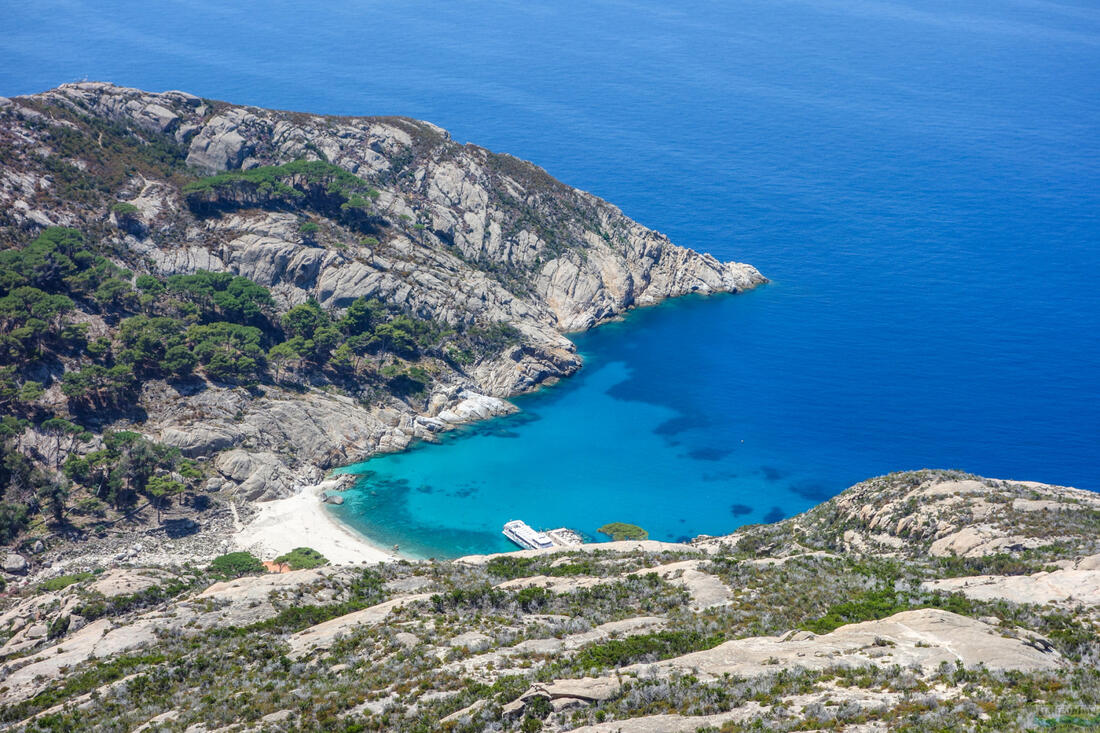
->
4, 0, 1099, 558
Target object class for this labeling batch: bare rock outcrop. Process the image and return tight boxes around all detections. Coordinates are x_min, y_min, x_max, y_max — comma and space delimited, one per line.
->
723, 471, 1100, 562
0, 82, 764, 507
631, 608, 1062, 679
922, 555, 1100, 607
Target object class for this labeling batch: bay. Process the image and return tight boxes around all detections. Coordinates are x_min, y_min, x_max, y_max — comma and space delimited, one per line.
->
4, 0, 1098, 557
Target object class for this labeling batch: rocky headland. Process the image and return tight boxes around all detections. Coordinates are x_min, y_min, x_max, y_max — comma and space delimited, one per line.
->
0, 82, 762, 572
1, 84, 1098, 732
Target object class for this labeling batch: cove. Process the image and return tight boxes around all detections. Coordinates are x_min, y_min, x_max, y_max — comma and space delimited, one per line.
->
333, 289, 857, 560
6, 0, 1097, 555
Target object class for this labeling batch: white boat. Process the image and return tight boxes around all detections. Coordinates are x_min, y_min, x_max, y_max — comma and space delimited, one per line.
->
502, 520, 554, 550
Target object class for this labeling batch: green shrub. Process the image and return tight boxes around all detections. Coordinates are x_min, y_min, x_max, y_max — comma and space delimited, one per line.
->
274, 547, 328, 570
801, 589, 905, 634
597, 522, 648, 541
0, 501, 29, 543
183, 160, 379, 214
47, 614, 71, 639
208, 551, 266, 579
571, 630, 723, 670
110, 202, 139, 216
39, 572, 94, 592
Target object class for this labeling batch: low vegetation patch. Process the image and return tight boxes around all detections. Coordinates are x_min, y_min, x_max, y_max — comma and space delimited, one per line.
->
571, 630, 724, 670
274, 547, 328, 570
208, 551, 266, 579
38, 571, 95, 592
598, 522, 648, 541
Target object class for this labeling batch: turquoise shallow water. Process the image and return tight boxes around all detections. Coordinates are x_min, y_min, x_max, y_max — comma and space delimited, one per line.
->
5, 0, 1099, 558
334, 293, 848, 560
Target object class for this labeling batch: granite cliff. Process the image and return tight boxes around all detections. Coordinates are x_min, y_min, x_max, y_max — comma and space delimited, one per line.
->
5, 84, 1096, 732
0, 82, 762, 557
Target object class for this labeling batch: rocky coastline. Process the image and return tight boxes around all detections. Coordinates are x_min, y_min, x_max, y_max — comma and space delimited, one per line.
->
0, 83, 1098, 733
0, 82, 765, 581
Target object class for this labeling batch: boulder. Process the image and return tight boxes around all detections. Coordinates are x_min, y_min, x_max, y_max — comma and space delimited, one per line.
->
394, 631, 420, 649
449, 631, 492, 653
3, 553, 28, 574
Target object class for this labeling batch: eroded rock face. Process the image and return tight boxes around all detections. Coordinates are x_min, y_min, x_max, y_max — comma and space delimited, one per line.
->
1, 82, 765, 503
730, 471, 1100, 562
14, 84, 763, 350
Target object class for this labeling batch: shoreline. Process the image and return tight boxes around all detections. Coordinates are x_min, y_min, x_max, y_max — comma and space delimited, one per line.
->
233, 478, 402, 564
229, 296, 768, 567
231, 390, 522, 564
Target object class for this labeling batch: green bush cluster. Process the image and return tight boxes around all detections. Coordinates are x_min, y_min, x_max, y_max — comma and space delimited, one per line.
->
484, 554, 602, 579
182, 160, 382, 230
274, 547, 328, 570
61, 430, 189, 512
0, 227, 478, 544
570, 630, 724, 671
110, 201, 139, 216
208, 551, 267, 579
597, 522, 649, 541
0, 228, 134, 368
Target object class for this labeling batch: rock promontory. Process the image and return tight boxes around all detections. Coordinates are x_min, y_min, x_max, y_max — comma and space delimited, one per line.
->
0, 82, 763, 564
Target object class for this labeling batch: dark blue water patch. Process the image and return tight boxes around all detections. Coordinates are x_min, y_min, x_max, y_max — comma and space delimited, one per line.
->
448, 486, 478, 499
654, 416, 703, 438
789, 482, 834, 502
730, 504, 754, 517
763, 507, 786, 523
687, 447, 735, 462
761, 466, 788, 482
415, 484, 434, 494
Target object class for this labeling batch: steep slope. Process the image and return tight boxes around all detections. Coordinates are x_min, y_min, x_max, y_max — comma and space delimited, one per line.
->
0, 83, 763, 557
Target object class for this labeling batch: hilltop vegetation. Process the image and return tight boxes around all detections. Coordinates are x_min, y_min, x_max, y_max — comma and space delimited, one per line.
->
0, 222, 527, 550
0, 472, 1098, 731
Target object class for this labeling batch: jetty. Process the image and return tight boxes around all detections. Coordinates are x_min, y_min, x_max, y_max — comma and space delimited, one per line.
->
546, 527, 583, 547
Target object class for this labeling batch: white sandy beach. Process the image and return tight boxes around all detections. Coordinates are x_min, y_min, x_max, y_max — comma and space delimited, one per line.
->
234, 480, 398, 564
231, 393, 515, 565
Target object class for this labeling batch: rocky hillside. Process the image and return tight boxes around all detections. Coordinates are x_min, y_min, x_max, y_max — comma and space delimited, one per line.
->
1, 470, 1098, 731
0, 83, 763, 560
